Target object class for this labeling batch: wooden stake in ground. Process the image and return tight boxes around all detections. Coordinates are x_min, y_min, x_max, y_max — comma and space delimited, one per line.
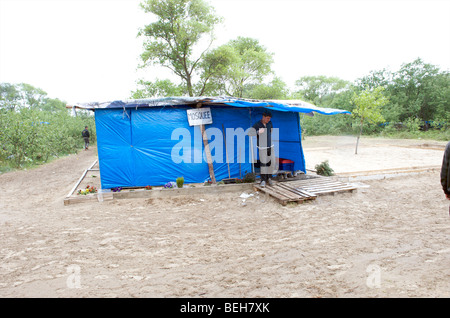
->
200, 123, 216, 183
222, 124, 231, 178
196, 103, 216, 184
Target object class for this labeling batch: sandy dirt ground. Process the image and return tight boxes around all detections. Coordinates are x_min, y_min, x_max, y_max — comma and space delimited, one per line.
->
0, 135, 449, 298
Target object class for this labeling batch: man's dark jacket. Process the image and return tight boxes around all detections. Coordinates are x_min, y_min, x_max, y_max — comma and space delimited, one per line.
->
441, 141, 450, 195
82, 129, 90, 138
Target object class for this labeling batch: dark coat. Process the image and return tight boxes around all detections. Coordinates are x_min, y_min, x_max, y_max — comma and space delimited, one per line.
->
82, 129, 90, 138
441, 141, 450, 195
252, 120, 273, 148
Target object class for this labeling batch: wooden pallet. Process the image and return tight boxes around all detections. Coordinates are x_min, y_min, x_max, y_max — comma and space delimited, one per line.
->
254, 176, 357, 205
291, 176, 357, 196
254, 182, 317, 205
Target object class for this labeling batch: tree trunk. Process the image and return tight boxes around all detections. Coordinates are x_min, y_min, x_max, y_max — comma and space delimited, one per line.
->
355, 135, 360, 155
186, 75, 193, 97
355, 118, 364, 155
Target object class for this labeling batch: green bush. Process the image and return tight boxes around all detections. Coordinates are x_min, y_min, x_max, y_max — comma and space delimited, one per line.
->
315, 160, 334, 176
0, 108, 95, 169
242, 172, 256, 183
176, 176, 184, 188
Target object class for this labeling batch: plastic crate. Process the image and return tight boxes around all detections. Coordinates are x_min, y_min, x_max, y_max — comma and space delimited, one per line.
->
279, 158, 294, 171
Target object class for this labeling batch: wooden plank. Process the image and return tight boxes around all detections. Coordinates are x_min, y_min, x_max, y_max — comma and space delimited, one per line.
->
293, 179, 341, 186
254, 185, 290, 205
299, 186, 357, 195
255, 184, 315, 205
292, 177, 353, 187
66, 169, 88, 198
64, 194, 99, 206
276, 183, 312, 198
277, 183, 309, 198
277, 183, 317, 200
256, 185, 292, 200
256, 185, 298, 201
267, 185, 299, 199
300, 184, 357, 192
88, 159, 98, 170
301, 184, 349, 189
307, 187, 357, 195
65, 159, 98, 199
293, 181, 340, 188
295, 189, 318, 199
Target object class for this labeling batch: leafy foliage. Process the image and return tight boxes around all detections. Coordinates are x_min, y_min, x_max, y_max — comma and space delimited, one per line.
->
0, 84, 95, 169
242, 172, 256, 183
298, 58, 449, 138
242, 77, 289, 100
315, 160, 334, 176
351, 87, 388, 154
137, 0, 275, 98
295, 75, 352, 106
138, 0, 222, 96
206, 36, 274, 97
352, 87, 387, 125
176, 176, 184, 188
131, 79, 186, 98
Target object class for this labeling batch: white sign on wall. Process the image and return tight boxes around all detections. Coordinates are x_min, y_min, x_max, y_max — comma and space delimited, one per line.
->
186, 107, 213, 126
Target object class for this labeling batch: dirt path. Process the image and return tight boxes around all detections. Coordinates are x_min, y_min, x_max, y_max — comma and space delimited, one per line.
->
0, 136, 449, 297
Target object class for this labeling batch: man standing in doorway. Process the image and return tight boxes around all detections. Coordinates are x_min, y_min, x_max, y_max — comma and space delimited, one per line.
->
251, 110, 275, 187
441, 141, 450, 215
82, 126, 90, 150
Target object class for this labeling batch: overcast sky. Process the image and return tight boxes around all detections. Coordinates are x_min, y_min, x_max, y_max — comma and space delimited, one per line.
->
0, 0, 449, 104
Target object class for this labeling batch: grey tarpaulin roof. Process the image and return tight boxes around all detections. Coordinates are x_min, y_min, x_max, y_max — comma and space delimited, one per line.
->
68, 96, 351, 116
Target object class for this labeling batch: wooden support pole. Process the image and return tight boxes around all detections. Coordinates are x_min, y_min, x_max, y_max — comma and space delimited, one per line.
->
196, 103, 216, 184
250, 136, 255, 174
200, 123, 216, 184
222, 124, 231, 178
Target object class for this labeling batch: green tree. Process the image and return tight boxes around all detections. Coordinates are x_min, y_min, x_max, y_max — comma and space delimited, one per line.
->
20, 83, 47, 109
432, 71, 450, 122
394, 59, 450, 122
242, 77, 289, 100
130, 79, 186, 98
0, 83, 22, 111
0, 83, 97, 168
225, 37, 273, 97
204, 37, 273, 97
295, 75, 352, 106
357, 58, 450, 124
356, 68, 392, 91
352, 87, 388, 154
138, 0, 222, 96
40, 98, 67, 113
197, 44, 239, 96
0, 83, 67, 112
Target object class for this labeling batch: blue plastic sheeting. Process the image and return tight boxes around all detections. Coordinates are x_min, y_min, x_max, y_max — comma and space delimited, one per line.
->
213, 98, 351, 115
73, 96, 351, 117
94, 106, 305, 189
95, 109, 135, 187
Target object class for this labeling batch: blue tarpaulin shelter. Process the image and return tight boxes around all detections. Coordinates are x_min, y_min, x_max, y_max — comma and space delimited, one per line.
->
72, 97, 350, 189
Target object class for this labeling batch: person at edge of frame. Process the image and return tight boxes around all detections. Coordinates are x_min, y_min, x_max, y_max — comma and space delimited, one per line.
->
440, 141, 450, 215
